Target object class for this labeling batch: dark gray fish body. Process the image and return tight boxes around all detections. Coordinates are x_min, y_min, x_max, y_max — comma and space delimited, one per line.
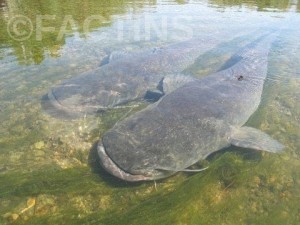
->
98, 34, 285, 181
43, 38, 224, 118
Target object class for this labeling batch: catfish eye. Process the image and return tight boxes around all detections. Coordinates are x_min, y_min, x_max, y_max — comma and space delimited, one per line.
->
238, 75, 244, 81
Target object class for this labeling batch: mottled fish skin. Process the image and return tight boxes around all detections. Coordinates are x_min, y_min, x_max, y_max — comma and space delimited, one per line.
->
98, 33, 284, 181
42, 37, 234, 118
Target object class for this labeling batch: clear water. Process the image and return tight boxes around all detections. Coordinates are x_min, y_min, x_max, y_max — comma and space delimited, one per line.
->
0, 0, 299, 224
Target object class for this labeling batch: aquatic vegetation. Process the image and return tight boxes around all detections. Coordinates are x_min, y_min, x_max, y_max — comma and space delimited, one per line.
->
0, 0, 299, 224
86, 154, 300, 225
2, 151, 299, 225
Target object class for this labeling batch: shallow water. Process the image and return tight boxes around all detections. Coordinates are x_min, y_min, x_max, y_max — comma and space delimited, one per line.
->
0, 0, 299, 224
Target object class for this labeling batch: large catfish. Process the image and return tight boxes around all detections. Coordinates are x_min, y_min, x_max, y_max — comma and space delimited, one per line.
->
97, 33, 284, 181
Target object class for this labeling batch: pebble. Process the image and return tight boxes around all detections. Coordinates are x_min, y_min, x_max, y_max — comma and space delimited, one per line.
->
10, 213, 19, 221
34, 141, 45, 150
2, 213, 19, 222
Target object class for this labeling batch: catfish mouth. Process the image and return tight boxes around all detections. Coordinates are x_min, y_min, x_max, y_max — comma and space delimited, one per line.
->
42, 88, 140, 119
41, 91, 84, 119
42, 90, 109, 119
97, 142, 154, 182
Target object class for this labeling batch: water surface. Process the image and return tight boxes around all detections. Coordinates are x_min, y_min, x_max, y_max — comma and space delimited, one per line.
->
0, 0, 299, 224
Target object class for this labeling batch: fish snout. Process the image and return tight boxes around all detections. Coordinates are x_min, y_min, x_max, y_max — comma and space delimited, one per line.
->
42, 82, 132, 118
99, 128, 181, 181
97, 141, 153, 182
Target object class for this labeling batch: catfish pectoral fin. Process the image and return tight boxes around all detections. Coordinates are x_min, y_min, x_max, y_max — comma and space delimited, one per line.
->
230, 126, 285, 153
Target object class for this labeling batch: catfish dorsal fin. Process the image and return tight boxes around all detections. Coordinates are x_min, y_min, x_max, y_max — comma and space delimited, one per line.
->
230, 126, 285, 153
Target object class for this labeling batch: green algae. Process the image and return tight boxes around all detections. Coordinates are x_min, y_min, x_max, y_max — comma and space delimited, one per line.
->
0, 163, 186, 225
4, 152, 299, 225
93, 154, 300, 225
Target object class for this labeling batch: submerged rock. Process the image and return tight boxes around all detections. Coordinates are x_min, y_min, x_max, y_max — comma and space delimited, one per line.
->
34, 141, 45, 150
